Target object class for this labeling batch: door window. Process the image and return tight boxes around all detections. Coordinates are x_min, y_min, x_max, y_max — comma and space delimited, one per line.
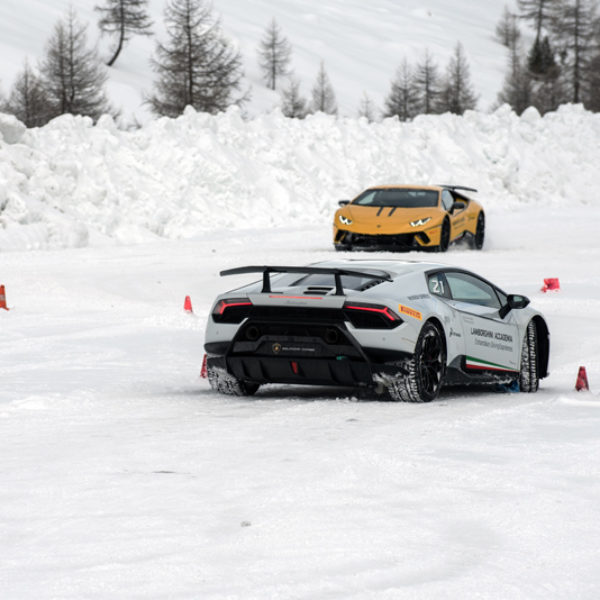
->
441, 190, 454, 212
445, 272, 501, 309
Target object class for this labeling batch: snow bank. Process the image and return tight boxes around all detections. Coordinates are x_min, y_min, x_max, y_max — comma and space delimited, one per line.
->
1, 104, 599, 251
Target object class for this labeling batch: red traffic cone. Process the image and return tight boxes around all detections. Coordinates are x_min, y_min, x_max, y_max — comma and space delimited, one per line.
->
200, 353, 208, 379
575, 366, 590, 391
0, 285, 9, 311
541, 278, 560, 293
184, 295, 193, 313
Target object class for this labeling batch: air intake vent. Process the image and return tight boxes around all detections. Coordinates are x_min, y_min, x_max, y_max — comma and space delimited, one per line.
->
304, 286, 334, 295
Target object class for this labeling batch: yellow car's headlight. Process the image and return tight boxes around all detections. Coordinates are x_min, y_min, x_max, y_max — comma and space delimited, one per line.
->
339, 215, 353, 225
410, 217, 431, 227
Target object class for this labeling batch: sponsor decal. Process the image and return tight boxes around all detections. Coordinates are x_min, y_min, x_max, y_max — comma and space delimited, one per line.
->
470, 327, 513, 343
408, 293, 429, 300
465, 356, 518, 373
398, 304, 422, 320
449, 328, 462, 338
470, 327, 513, 352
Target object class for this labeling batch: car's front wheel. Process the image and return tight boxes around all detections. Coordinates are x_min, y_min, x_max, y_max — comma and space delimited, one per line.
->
387, 321, 446, 402
519, 320, 539, 392
208, 365, 260, 396
436, 220, 450, 252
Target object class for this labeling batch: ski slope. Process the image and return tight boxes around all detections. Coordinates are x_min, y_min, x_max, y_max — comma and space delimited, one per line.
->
1, 212, 600, 598
0, 0, 515, 121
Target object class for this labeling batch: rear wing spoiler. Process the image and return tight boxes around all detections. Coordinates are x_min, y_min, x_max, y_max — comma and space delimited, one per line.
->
438, 184, 478, 193
220, 265, 393, 295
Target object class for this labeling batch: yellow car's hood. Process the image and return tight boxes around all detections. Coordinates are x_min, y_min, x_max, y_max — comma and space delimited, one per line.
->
342, 205, 441, 234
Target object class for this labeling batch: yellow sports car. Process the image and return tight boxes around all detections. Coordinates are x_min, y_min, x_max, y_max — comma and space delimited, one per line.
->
333, 184, 485, 252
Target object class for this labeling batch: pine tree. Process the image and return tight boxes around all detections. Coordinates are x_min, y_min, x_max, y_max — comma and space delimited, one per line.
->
149, 0, 244, 117
310, 61, 337, 114
438, 43, 478, 114
40, 9, 112, 121
587, 51, 600, 110
280, 77, 307, 118
496, 6, 522, 50
414, 50, 441, 114
383, 59, 418, 120
517, 0, 556, 42
497, 54, 534, 113
357, 92, 377, 121
95, 0, 153, 66
4, 61, 52, 127
552, 0, 598, 103
257, 18, 292, 90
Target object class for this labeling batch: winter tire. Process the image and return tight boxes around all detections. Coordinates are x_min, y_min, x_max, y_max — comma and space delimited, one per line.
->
208, 365, 260, 396
388, 321, 446, 402
519, 320, 539, 393
436, 220, 450, 253
470, 212, 485, 250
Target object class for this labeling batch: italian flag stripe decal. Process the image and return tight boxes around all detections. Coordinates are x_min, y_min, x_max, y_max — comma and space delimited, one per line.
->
466, 356, 518, 372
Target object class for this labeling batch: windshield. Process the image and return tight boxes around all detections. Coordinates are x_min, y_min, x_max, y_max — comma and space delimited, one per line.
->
353, 188, 439, 208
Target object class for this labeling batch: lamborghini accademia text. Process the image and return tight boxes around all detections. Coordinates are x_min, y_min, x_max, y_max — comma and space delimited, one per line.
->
204, 260, 549, 402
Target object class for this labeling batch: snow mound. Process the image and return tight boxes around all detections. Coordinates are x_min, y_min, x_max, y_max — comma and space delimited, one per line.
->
0, 113, 26, 144
1, 104, 599, 251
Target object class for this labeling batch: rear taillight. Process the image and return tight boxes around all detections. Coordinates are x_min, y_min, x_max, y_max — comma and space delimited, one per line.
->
212, 297, 253, 323
343, 302, 402, 329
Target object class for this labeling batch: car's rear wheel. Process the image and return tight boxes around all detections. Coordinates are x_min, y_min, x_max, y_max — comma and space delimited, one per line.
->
470, 212, 485, 250
388, 321, 446, 402
208, 365, 260, 396
436, 220, 450, 252
519, 320, 539, 393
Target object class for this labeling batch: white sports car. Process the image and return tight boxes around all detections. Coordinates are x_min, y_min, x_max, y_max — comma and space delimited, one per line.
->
204, 260, 550, 402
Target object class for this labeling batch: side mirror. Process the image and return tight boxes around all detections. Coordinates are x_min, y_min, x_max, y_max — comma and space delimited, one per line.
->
450, 201, 466, 213
338, 200, 350, 207
499, 294, 530, 318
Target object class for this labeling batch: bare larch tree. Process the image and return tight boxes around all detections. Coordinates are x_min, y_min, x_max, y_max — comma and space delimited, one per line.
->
310, 61, 337, 114
4, 61, 52, 127
149, 0, 244, 117
257, 18, 292, 90
95, 0, 153, 66
383, 58, 418, 120
357, 92, 377, 121
438, 43, 478, 114
280, 77, 308, 118
414, 49, 441, 114
40, 9, 112, 121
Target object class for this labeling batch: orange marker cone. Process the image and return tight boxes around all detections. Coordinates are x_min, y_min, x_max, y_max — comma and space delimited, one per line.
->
541, 278, 560, 293
184, 295, 193, 313
200, 354, 208, 379
575, 366, 590, 391
0, 285, 9, 311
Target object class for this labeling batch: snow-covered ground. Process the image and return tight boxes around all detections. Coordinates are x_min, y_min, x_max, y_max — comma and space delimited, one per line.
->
1, 209, 600, 598
0, 0, 514, 121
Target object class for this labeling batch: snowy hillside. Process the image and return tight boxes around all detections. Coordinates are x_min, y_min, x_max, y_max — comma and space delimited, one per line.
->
1, 104, 599, 252
0, 0, 515, 121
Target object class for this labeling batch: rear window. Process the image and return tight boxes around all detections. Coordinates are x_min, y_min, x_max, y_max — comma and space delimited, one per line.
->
353, 189, 439, 208
272, 272, 382, 291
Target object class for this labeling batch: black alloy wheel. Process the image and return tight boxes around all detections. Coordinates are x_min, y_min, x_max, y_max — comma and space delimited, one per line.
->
387, 321, 446, 402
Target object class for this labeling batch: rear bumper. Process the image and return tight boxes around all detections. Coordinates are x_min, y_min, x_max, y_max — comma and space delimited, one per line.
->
206, 350, 411, 388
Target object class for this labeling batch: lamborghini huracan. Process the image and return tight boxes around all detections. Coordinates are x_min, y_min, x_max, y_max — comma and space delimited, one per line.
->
203, 260, 549, 402
333, 184, 485, 252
